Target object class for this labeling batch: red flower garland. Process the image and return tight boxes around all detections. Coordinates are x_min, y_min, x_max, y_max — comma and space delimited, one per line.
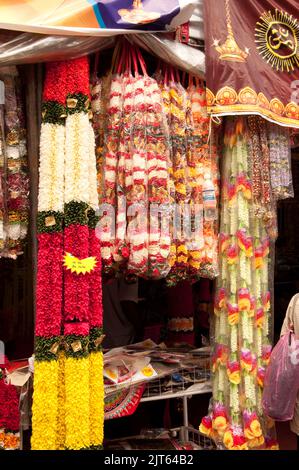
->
43, 61, 69, 104
36, 232, 63, 337
64, 224, 90, 324
89, 227, 103, 328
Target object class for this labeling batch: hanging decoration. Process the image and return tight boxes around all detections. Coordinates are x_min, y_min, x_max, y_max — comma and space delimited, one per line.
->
200, 117, 278, 450
0, 66, 29, 259
204, 0, 299, 128
31, 57, 104, 450
267, 123, 294, 201
92, 42, 220, 286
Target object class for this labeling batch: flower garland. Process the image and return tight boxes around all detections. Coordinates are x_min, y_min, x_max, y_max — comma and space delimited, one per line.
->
157, 76, 219, 286
144, 74, 171, 278
94, 48, 172, 280
188, 83, 219, 281
0, 362, 20, 451
167, 79, 190, 284
100, 73, 124, 273
200, 117, 278, 450
267, 123, 293, 201
32, 58, 104, 450
93, 50, 219, 285
125, 72, 148, 277
247, 116, 277, 239
0, 66, 29, 259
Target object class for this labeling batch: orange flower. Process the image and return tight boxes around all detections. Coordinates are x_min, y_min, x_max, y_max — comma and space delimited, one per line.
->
223, 430, 234, 449
227, 302, 239, 326
199, 416, 212, 437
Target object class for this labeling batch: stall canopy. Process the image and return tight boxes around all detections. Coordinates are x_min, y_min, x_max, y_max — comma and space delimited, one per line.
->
0, 1, 205, 75
0, 0, 195, 36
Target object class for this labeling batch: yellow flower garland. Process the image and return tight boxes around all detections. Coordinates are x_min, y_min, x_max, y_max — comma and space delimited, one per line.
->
31, 360, 59, 450
56, 353, 66, 450
64, 356, 90, 450
89, 351, 104, 447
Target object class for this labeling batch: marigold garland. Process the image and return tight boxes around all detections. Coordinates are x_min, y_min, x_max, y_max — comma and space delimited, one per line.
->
31, 359, 60, 450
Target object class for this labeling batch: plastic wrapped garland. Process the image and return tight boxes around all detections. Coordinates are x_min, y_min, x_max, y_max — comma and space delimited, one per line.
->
90, 72, 110, 202
188, 82, 219, 281
95, 45, 172, 280
0, 66, 29, 259
156, 70, 190, 285
267, 123, 294, 201
200, 117, 277, 450
93, 51, 219, 283
123, 48, 171, 279
100, 71, 124, 273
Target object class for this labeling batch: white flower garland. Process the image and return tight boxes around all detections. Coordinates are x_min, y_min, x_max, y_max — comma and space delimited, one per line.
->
242, 312, 250, 342
230, 203, 238, 234
219, 311, 227, 338
244, 375, 256, 404
218, 366, 225, 392
215, 315, 220, 343
222, 258, 227, 280
230, 325, 238, 353
262, 255, 268, 285
257, 327, 262, 357
230, 384, 239, 413
230, 266, 237, 294
264, 310, 269, 337
248, 317, 253, 344
38, 123, 65, 212
257, 388, 263, 414
240, 251, 247, 282
237, 138, 243, 167
245, 256, 252, 286
88, 121, 99, 211
213, 367, 219, 397
65, 112, 91, 205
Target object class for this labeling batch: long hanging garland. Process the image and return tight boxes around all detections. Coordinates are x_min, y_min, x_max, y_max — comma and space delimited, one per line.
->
32, 58, 104, 450
200, 117, 278, 450
0, 66, 29, 259
156, 69, 219, 286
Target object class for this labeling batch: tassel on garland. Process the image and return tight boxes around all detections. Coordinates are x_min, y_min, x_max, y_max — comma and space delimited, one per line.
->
32, 58, 104, 450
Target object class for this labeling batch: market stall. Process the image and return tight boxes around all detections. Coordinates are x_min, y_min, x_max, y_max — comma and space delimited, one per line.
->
1, 0, 299, 453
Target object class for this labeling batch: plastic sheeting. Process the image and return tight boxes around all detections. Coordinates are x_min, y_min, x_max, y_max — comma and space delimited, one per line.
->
0, 30, 205, 76
0, 0, 196, 36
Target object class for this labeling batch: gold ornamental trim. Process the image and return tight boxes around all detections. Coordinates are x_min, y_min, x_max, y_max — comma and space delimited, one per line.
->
207, 86, 299, 128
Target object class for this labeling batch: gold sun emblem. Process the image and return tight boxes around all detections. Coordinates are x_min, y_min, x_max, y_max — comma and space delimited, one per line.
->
255, 9, 299, 72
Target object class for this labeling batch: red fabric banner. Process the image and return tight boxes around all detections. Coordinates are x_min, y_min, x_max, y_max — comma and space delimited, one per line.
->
204, 0, 299, 128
